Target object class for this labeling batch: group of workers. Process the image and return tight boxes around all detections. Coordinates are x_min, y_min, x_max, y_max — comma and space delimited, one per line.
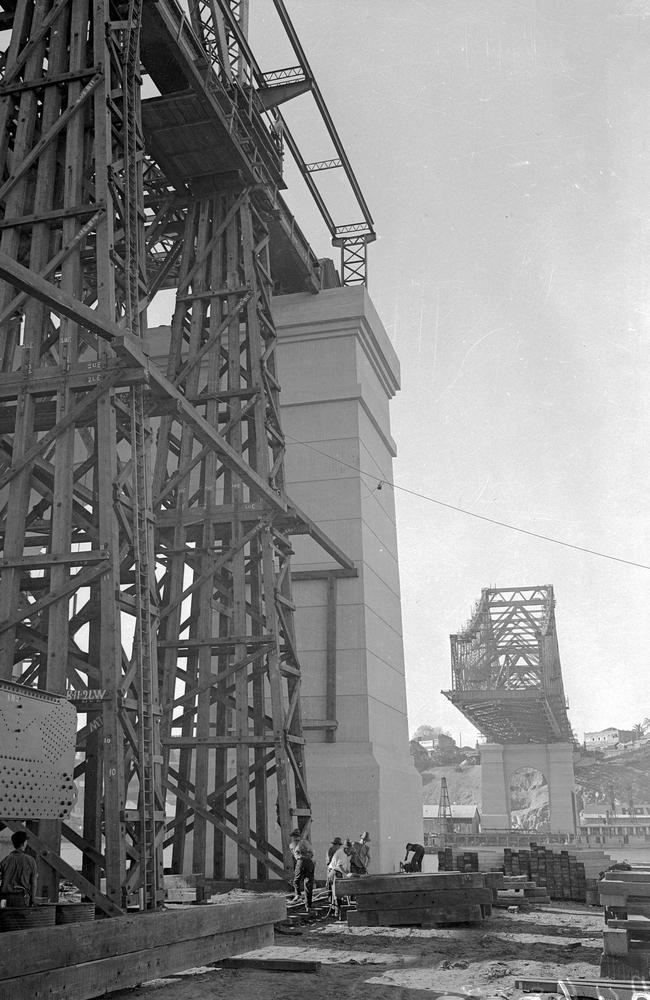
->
288, 829, 426, 909
288, 829, 371, 909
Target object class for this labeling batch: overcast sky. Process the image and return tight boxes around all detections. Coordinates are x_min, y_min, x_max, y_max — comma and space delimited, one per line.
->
251, 0, 650, 743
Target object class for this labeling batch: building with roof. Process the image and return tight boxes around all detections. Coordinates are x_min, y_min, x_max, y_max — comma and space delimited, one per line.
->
423, 803, 481, 839
580, 811, 650, 845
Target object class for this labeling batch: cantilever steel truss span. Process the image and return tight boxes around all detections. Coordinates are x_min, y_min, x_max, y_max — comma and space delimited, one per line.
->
0, 0, 370, 913
443, 586, 574, 744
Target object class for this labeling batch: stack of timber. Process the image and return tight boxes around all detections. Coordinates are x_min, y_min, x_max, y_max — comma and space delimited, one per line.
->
600, 916, 650, 979
599, 867, 650, 920
494, 874, 551, 908
0, 896, 284, 1000
335, 872, 494, 928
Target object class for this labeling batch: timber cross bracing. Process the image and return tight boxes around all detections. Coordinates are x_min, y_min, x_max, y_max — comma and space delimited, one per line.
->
0, 0, 366, 913
443, 586, 574, 744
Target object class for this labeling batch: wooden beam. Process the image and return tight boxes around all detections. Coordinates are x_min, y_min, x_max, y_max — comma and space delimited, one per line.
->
220, 957, 321, 972
325, 573, 337, 743
0, 898, 284, 996
0, 251, 288, 517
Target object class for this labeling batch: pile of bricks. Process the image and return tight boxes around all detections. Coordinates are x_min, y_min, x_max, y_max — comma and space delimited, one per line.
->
335, 871, 496, 928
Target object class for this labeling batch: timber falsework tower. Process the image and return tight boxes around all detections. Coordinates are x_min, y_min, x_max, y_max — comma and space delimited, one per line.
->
0, 0, 373, 912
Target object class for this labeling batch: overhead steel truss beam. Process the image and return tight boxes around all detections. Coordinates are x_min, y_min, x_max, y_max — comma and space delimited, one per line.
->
443, 585, 573, 744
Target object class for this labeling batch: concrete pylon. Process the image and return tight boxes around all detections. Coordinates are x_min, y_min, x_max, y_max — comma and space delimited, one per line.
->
480, 742, 577, 834
274, 286, 422, 873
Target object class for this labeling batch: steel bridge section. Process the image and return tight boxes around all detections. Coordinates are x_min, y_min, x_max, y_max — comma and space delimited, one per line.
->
443, 586, 574, 745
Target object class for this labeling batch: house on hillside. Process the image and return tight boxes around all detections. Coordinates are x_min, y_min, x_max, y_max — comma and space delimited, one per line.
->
418, 733, 456, 756
584, 728, 631, 750
423, 803, 480, 839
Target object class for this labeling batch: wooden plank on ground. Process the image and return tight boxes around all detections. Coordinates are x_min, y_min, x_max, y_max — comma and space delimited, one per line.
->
0, 922, 273, 1000
600, 881, 650, 895
220, 957, 320, 972
516, 979, 650, 998
603, 872, 650, 883
0, 896, 285, 980
609, 918, 650, 931
356, 888, 493, 910
421, 904, 484, 927
334, 872, 486, 896
348, 904, 483, 927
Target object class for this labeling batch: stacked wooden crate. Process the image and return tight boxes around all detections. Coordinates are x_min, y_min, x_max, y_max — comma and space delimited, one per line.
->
599, 868, 650, 920
599, 868, 650, 978
503, 844, 592, 901
437, 850, 480, 872
438, 847, 454, 871
495, 875, 550, 907
601, 917, 650, 979
335, 872, 494, 928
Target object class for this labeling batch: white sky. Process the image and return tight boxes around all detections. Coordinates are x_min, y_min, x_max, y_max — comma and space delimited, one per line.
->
255, 0, 650, 744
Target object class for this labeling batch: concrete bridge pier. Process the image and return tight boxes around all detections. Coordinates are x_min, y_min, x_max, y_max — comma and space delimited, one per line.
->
480, 742, 577, 834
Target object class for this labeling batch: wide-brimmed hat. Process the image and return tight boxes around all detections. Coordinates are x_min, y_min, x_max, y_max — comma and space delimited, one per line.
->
331, 836, 343, 845
290, 828, 300, 838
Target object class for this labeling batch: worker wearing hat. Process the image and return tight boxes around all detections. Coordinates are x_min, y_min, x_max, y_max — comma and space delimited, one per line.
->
350, 831, 371, 875
288, 828, 315, 909
326, 835, 343, 866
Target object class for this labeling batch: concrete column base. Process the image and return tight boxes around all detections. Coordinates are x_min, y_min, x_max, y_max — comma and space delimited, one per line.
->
480, 742, 577, 834
305, 741, 423, 875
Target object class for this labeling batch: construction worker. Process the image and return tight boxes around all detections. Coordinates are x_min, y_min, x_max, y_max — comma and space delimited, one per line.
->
327, 838, 353, 916
289, 828, 315, 909
403, 842, 425, 872
327, 838, 351, 881
350, 831, 371, 875
326, 836, 343, 867
0, 831, 38, 906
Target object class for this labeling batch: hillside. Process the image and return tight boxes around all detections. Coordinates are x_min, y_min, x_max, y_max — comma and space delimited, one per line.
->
417, 741, 650, 820
574, 742, 650, 809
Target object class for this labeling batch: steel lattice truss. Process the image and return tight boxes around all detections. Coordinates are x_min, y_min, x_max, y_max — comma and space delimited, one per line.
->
443, 586, 574, 744
0, 0, 361, 912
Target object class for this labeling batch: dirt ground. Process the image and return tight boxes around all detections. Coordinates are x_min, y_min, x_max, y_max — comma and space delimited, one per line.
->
122, 900, 605, 1000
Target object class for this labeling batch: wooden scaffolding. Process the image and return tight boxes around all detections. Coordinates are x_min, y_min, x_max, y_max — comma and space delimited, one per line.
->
0, 0, 363, 912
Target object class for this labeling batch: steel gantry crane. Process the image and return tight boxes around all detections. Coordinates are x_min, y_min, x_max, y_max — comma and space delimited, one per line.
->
0, 0, 374, 912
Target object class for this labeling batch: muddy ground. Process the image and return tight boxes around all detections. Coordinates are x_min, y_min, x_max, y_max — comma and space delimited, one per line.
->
122, 900, 605, 1000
